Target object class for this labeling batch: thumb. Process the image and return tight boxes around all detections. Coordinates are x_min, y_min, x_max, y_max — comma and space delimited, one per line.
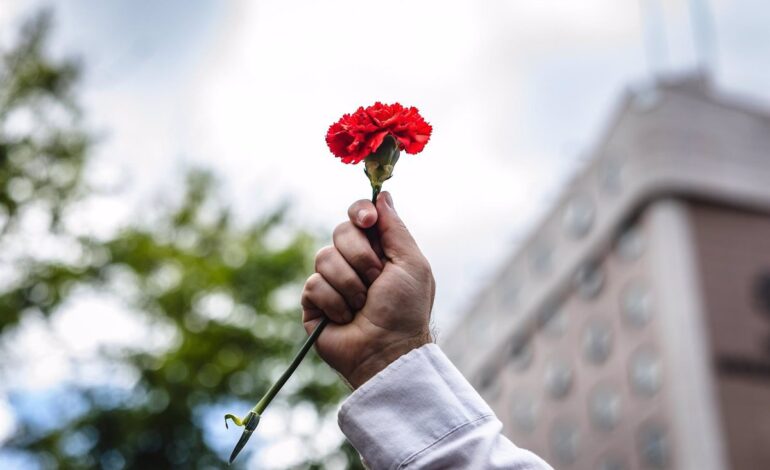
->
375, 191, 421, 263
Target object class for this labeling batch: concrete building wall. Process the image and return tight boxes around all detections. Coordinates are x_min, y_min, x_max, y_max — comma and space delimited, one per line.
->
689, 203, 770, 469
478, 202, 675, 469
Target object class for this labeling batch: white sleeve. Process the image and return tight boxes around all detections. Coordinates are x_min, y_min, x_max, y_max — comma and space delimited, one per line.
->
337, 343, 552, 470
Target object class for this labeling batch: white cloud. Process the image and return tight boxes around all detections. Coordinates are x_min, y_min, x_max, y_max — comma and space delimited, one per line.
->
186, 0, 644, 326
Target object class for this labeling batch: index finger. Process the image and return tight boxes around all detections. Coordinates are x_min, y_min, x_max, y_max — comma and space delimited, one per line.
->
347, 199, 378, 229
347, 198, 385, 261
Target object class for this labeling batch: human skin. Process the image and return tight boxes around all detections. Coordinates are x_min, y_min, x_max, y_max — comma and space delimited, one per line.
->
301, 191, 435, 389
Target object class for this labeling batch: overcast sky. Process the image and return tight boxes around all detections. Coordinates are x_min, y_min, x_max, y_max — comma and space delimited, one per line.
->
1, 0, 769, 466
3, 0, 769, 329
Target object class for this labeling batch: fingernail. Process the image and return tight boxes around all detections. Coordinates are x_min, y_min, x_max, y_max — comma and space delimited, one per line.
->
383, 192, 394, 209
366, 268, 382, 284
356, 209, 368, 225
352, 293, 366, 310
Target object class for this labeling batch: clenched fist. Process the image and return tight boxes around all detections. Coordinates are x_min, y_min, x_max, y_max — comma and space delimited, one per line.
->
301, 192, 435, 389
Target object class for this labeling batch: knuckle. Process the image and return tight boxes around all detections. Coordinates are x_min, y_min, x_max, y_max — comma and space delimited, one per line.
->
415, 257, 433, 282
332, 222, 353, 242
314, 245, 335, 269
304, 272, 324, 292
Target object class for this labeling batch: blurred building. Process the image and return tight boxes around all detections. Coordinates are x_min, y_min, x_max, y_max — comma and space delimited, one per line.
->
442, 74, 770, 470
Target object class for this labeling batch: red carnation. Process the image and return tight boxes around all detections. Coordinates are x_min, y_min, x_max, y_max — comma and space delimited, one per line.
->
326, 102, 432, 164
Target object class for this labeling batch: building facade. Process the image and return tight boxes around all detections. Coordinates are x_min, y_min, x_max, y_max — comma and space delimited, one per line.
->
442, 75, 770, 470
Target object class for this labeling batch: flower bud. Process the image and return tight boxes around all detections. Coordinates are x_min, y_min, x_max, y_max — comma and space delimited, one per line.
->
364, 135, 401, 195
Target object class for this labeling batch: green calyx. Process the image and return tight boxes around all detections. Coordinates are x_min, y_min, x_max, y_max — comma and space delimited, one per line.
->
364, 135, 401, 197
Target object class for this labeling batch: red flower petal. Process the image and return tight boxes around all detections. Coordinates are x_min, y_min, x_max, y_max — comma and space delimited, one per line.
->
326, 102, 432, 163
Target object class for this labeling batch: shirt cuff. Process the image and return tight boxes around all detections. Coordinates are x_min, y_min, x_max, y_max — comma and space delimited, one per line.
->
338, 343, 494, 469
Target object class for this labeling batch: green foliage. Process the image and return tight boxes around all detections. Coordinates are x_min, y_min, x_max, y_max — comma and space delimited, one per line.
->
0, 11, 86, 235
0, 12, 363, 469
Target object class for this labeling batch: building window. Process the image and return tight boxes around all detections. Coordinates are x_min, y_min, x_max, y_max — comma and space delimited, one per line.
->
754, 270, 770, 317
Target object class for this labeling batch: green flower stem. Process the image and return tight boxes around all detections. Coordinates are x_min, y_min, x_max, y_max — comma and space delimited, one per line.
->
372, 185, 381, 205
250, 188, 379, 415
226, 313, 331, 464
254, 314, 328, 415
226, 189, 382, 464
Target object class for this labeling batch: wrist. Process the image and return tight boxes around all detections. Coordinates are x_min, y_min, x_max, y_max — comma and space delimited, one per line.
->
347, 331, 432, 389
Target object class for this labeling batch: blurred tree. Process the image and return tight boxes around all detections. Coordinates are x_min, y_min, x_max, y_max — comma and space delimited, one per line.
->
0, 12, 363, 470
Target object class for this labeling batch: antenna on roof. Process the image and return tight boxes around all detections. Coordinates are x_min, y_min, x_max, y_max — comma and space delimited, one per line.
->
639, 0, 669, 78
688, 0, 717, 75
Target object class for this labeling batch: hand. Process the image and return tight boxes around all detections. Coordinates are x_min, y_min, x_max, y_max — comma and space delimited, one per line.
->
301, 191, 435, 389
